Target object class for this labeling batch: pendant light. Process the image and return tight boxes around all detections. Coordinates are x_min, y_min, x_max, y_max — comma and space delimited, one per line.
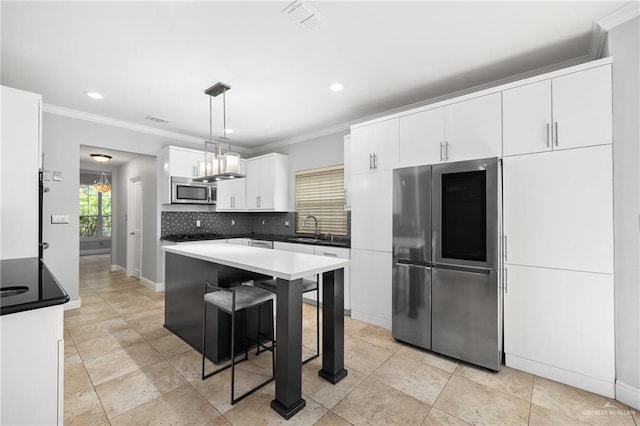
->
193, 82, 245, 182
93, 172, 111, 193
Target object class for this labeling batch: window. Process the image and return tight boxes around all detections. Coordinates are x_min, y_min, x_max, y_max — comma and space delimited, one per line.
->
295, 165, 347, 235
79, 184, 111, 238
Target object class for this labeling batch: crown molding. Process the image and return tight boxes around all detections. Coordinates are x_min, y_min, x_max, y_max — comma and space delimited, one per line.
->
596, 1, 639, 30
249, 121, 350, 155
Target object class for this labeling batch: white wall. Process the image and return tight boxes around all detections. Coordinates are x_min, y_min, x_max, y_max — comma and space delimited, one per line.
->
607, 16, 640, 406
42, 112, 188, 304
260, 130, 348, 210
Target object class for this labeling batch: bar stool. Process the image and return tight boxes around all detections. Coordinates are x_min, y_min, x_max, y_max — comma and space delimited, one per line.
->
201, 280, 276, 405
256, 275, 319, 364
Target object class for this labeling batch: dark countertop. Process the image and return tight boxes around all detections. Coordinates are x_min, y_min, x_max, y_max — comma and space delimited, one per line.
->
0, 258, 70, 315
161, 232, 350, 248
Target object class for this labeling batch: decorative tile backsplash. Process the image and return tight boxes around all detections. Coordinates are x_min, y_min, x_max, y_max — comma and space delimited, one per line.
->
161, 211, 350, 237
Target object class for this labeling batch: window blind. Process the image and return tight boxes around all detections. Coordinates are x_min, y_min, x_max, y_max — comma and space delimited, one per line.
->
295, 165, 347, 235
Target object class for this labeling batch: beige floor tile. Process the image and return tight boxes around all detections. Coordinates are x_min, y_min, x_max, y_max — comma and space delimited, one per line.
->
633, 409, 639, 424
421, 408, 470, 425
532, 376, 635, 425
166, 347, 223, 382
84, 341, 163, 385
109, 297, 164, 316
333, 377, 430, 425
67, 317, 131, 343
207, 416, 232, 425
64, 388, 109, 426
64, 301, 118, 325
192, 359, 273, 414
125, 309, 172, 340
529, 403, 590, 425
371, 352, 450, 405
75, 327, 146, 361
149, 332, 193, 358
65, 360, 95, 397
344, 315, 369, 337
455, 364, 533, 402
95, 360, 187, 419
396, 345, 459, 373
98, 288, 146, 303
301, 357, 367, 410
433, 375, 529, 425
223, 383, 328, 425
79, 286, 98, 297
80, 293, 105, 306
315, 411, 352, 425
352, 324, 402, 352
344, 336, 395, 375
110, 383, 221, 425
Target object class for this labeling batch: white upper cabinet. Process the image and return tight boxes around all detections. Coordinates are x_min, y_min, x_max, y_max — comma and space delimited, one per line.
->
216, 159, 247, 211
444, 93, 502, 162
503, 64, 612, 156
246, 153, 288, 211
398, 107, 444, 167
158, 145, 205, 204
398, 93, 501, 167
351, 118, 399, 174
503, 145, 613, 274
1, 86, 41, 260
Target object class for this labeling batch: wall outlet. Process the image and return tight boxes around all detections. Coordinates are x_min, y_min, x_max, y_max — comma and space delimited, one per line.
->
284, 220, 290, 227
195, 220, 201, 228
231, 219, 236, 226
51, 214, 69, 224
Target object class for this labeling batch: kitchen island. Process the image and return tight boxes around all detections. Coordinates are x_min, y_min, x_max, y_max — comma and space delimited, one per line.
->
162, 243, 350, 419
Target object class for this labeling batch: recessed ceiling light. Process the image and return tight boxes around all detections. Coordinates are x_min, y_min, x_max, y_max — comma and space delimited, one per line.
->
225, 128, 233, 134
90, 153, 112, 163
84, 91, 104, 100
329, 83, 344, 92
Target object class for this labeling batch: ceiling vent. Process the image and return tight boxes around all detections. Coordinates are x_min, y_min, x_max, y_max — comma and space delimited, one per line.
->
145, 115, 169, 124
282, 1, 326, 31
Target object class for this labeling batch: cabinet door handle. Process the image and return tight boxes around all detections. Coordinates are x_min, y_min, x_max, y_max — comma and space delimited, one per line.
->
440, 142, 443, 162
546, 123, 550, 147
373, 153, 378, 170
322, 252, 338, 257
445, 141, 449, 161
504, 235, 507, 262
554, 122, 559, 146
504, 267, 508, 294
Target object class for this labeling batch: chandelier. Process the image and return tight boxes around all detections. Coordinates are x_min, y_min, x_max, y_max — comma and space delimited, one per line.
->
93, 172, 111, 193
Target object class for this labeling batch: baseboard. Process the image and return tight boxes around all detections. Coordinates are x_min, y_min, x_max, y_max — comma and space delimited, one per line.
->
140, 276, 164, 293
350, 311, 391, 330
64, 298, 81, 311
505, 354, 615, 398
616, 380, 640, 410
110, 264, 126, 273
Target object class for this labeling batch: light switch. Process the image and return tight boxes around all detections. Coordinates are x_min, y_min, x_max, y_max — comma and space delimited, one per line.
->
42, 170, 51, 181
51, 214, 69, 224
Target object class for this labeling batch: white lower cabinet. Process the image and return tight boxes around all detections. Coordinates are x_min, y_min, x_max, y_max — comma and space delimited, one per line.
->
350, 248, 392, 329
1, 305, 64, 425
504, 264, 615, 396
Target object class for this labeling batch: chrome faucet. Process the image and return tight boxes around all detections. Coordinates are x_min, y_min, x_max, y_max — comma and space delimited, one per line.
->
302, 215, 319, 236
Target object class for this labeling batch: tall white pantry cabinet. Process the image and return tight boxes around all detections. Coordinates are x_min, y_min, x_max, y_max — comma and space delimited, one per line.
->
348, 58, 615, 398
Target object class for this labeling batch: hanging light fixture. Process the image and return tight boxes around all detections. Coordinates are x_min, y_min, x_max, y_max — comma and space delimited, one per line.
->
92, 172, 112, 193
193, 82, 245, 182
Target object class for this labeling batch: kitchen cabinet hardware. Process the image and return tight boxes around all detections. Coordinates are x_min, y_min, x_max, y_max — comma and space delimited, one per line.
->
444, 141, 449, 161
504, 235, 507, 262
504, 267, 507, 293
369, 154, 373, 170
440, 142, 444, 162
546, 123, 550, 147
554, 121, 559, 146
322, 252, 338, 257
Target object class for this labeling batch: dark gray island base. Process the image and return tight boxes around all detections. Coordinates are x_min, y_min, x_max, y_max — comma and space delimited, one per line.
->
163, 246, 348, 420
164, 252, 272, 363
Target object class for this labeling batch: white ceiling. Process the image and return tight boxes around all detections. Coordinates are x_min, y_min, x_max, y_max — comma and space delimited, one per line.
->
1, 1, 627, 150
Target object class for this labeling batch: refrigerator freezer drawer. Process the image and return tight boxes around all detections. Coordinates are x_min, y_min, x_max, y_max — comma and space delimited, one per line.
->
431, 267, 499, 371
392, 262, 431, 350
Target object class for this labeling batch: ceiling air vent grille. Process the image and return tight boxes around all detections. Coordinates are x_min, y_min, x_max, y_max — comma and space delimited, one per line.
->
282, 1, 325, 31
145, 115, 169, 124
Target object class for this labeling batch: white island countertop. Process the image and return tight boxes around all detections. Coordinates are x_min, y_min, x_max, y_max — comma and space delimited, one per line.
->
162, 243, 350, 281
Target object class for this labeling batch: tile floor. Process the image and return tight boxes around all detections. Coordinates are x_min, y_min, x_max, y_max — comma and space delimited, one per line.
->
64, 254, 638, 425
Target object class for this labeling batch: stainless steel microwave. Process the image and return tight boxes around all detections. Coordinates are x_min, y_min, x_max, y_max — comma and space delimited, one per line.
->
171, 177, 216, 205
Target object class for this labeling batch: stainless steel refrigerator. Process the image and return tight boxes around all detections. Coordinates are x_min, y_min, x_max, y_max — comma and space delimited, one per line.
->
392, 158, 501, 371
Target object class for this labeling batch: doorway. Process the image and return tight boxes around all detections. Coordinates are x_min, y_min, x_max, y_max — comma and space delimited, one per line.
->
127, 177, 142, 279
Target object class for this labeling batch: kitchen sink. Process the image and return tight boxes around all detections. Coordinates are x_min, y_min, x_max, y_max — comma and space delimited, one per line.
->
288, 237, 323, 243
0, 286, 29, 298
286, 237, 349, 247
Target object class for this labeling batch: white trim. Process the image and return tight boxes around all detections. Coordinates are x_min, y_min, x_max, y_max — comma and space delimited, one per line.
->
140, 276, 164, 293
616, 380, 640, 410
505, 354, 615, 398
79, 249, 111, 256
110, 264, 126, 273
251, 122, 350, 155
588, 22, 608, 60
596, 2, 640, 31
351, 57, 612, 129
64, 298, 81, 311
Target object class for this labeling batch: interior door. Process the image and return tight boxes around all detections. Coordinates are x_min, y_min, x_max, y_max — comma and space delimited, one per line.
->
128, 178, 142, 278
392, 262, 431, 350
431, 266, 499, 371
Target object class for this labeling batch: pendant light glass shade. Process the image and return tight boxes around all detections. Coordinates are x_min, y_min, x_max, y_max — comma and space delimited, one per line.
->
93, 172, 111, 193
